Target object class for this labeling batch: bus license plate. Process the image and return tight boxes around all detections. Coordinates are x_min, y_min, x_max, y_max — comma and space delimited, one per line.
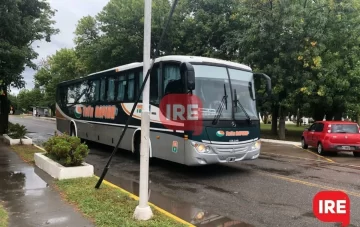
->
226, 157, 236, 162
341, 146, 351, 150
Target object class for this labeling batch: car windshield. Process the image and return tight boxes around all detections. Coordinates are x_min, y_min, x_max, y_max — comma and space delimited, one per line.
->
192, 64, 258, 120
330, 124, 359, 133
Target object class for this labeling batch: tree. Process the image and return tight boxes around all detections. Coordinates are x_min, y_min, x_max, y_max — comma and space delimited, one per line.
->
224, 0, 339, 139
74, 0, 178, 73
0, 0, 58, 133
17, 88, 45, 112
7, 94, 18, 113
34, 48, 86, 115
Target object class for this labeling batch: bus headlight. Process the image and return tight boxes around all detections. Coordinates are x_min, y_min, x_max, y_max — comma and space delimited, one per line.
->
192, 142, 211, 153
251, 140, 261, 150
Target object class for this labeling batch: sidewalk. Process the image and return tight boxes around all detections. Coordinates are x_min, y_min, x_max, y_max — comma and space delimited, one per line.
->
261, 138, 301, 146
0, 143, 93, 227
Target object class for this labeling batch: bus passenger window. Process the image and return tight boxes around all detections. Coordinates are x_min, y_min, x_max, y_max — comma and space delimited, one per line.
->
86, 80, 100, 102
138, 72, 143, 101
128, 73, 135, 101
108, 78, 115, 101
117, 76, 126, 101
150, 66, 160, 104
67, 83, 82, 104
59, 86, 67, 106
163, 64, 181, 95
100, 79, 106, 101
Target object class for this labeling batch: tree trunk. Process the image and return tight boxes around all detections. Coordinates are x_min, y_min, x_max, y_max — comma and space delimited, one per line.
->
334, 111, 342, 121
313, 107, 325, 121
264, 115, 268, 124
325, 112, 334, 121
50, 104, 55, 117
357, 114, 360, 125
296, 107, 301, 127
278, 106, 286, 140
271, 103, 279, 135
0, 87, 9, 134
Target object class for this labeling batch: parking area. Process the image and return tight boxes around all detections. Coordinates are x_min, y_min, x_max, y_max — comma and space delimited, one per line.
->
261, 142, 360, 167
9, 115, 360, 226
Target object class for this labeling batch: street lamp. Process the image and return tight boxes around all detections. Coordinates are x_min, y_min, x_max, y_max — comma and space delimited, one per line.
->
133, 0, 153, 220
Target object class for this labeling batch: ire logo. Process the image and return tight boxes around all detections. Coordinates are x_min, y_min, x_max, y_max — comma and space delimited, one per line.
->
159, 94, 203, 135
313, 191, 350, 227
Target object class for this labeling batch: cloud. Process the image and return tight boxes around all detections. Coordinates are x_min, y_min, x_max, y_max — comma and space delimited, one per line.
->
12, 0, 109, 94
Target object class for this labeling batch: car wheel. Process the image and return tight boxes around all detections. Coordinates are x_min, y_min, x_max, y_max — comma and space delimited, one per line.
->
353, 152, 360, 157
301, 137, 308, 149
317, 143, 324, 155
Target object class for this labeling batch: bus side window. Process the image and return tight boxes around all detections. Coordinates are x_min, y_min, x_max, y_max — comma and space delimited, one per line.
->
128, 73, 135, 101
87, 80, 100, 102
100, 78, 106, 101
59, 85, 67, 106
67, 83, 80, 104
163, 63, 181, 95
108, 77, 115, 101
137, 71, 143, 101
150, 65, 160, 105
117, 74, 126, 101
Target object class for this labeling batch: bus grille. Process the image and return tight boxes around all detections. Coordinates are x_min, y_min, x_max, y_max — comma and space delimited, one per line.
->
211, 144, 249, 154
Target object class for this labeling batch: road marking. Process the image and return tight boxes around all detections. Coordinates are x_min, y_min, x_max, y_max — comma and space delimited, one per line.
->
294, 145, 335, 163
94, 176, 195, 227
33, 144, 46, 152
262, 152, 360, 169
261, 152, 326, 162
258, 171, 360, 198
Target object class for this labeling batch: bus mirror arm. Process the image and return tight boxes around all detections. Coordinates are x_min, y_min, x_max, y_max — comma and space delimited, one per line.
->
262, 73, 272, 96
254, 73, 272, 97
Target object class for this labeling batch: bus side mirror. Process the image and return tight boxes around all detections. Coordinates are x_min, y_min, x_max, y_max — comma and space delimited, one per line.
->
180, 62, 195, 91
254, 73, 272, 97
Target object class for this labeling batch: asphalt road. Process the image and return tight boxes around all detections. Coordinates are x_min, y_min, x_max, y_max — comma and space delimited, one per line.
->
9, 116, 360, 227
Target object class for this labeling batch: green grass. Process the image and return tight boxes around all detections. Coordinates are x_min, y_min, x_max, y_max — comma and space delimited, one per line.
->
11, 145, 45, 164
260, 123, 308, 142
55, 177, 187, 227
0, 202, 8, 227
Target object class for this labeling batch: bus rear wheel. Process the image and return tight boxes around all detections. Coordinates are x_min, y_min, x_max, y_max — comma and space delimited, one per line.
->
70, 124, 76, 137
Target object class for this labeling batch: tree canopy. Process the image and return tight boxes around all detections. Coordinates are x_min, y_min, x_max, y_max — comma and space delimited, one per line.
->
21, 0, 360, 139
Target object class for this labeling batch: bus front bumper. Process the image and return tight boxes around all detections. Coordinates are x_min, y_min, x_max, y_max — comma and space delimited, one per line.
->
184, 139, 261, 166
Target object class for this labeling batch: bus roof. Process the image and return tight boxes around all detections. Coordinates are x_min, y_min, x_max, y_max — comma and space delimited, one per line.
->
58, 55, 252, 85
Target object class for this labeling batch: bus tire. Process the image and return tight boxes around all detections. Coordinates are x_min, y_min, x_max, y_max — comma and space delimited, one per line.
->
70, 124, 76, 137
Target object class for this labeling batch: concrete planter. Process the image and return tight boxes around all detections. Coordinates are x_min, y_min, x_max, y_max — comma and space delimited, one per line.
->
1, 134, 32, 145
34, 153, 94, 180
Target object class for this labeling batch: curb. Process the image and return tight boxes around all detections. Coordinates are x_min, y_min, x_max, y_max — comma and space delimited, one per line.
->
32, 144, 194, 226
95, 176, 195, 226
261, 138, 301, 146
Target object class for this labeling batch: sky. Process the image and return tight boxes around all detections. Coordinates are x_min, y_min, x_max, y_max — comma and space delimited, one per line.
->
10, 0, 109, 95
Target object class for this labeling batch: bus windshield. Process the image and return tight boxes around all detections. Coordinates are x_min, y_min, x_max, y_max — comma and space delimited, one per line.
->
192, 64, 258, 120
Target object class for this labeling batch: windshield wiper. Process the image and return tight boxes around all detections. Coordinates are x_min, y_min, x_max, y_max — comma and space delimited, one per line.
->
233, 89, 252, 124
212, 84, 228, 125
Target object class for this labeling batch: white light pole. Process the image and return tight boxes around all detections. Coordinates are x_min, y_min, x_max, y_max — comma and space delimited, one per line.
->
133, 0, 153, 221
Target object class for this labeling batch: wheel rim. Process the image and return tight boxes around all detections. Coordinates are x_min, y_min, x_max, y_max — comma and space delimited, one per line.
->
301, 139, 305, 147
317, 144, 322, 154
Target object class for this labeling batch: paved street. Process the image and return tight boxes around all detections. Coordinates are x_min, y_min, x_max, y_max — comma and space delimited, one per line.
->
9, 115, 360, 227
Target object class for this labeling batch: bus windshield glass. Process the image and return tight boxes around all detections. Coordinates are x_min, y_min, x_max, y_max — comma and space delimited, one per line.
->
192, 65, 258, 120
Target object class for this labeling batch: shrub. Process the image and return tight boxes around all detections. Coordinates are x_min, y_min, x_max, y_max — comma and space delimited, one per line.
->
8, 123, 28, 144
43, 134, 89, 167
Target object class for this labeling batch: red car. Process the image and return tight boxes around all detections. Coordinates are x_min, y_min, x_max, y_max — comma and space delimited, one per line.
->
301, 121, 360, 157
